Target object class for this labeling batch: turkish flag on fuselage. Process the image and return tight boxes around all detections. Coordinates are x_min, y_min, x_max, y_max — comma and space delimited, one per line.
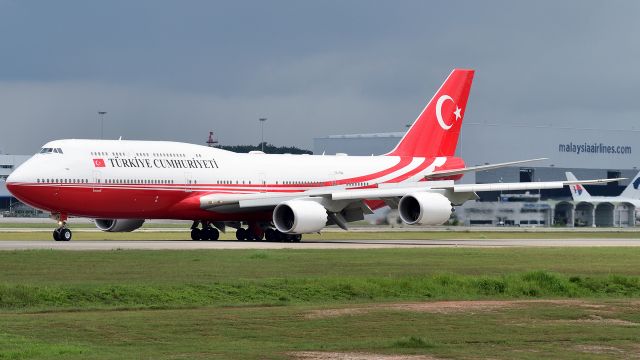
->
93, 158, 106, 167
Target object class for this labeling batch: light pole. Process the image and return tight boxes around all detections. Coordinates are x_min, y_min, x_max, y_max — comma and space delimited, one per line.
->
98, 111, 107, 139
259, 117, 267, 152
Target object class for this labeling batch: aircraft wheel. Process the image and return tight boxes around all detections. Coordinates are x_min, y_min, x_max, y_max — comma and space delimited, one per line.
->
252, 231, 264, 241
60, 228, 72, 241
293, 234, 302, 243
236, 228, 247, 241
206, 228, 220, 241
264, 229, 276, 242
190, 228, 202, 241
53, 229, 61, 241
276, 231, 287, 242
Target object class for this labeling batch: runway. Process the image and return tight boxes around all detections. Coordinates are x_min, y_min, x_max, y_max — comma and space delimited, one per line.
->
1, 238, 639, 250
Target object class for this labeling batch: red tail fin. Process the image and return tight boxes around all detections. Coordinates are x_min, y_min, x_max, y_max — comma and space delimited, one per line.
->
386, 69, 474, 157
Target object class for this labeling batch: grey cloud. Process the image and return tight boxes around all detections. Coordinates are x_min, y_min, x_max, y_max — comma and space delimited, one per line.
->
1, 0, 639, 154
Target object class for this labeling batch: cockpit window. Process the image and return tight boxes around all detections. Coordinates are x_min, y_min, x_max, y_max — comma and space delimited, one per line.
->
39, 148, 63, 154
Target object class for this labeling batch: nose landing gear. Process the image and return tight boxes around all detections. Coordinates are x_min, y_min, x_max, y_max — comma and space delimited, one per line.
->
52, 213, 72, 241
53, 227, 72, 241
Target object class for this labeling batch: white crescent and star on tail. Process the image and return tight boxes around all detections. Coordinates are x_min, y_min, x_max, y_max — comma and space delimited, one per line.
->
435, 94, 462, 130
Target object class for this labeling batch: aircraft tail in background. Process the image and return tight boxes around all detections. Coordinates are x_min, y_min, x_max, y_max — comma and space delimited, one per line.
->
619, 171, 640, 199
565, 172, 592, 201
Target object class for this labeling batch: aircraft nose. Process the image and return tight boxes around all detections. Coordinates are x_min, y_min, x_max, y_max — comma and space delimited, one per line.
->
5, 168, 24, 198
6, 162, 27, 184
5, 161, 32, 198
4, 160, 45, 210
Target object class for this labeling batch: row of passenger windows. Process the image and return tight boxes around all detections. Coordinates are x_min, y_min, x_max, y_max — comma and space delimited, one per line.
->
89, 151, 202, 158
348, 182, 369, 187
37, 178, 174, 185
104, 179, 174, 184
213, 180, 326, 186
35, 177, 366, 187
91, 151, 126, 156
281, 181, 322, 185
38, 178, 87, 183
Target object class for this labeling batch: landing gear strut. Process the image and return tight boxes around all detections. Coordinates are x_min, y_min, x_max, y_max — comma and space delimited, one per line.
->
190, 221, 220, 241
52, 213, 72, 241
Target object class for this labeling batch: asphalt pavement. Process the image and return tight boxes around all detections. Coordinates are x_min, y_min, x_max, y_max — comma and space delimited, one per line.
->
0, 238, 639, 250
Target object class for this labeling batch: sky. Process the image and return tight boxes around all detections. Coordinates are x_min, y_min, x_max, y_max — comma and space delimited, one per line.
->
1, 0, 640, 154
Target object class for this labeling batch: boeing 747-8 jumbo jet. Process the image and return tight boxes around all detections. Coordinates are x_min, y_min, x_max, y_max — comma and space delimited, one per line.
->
6, 69, 618, 241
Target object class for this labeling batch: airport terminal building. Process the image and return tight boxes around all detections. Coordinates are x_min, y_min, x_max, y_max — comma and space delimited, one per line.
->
0, 154, 36, 215
314, 122, 639, 227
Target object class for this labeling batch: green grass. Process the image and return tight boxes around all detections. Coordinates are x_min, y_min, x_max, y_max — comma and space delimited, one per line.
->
1, 300, 639, 359
1, 271, 639, 311
2, 248, 640, 359
0, 248, 639, 312
1, 248, 640, 286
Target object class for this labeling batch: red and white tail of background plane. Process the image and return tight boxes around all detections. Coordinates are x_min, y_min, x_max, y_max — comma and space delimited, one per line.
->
5, 69, 620, 241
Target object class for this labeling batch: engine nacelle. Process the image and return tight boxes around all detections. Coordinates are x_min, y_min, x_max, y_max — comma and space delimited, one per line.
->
273, 200, 328, 234
398, 192, 452, 226
95, 219, 145, 232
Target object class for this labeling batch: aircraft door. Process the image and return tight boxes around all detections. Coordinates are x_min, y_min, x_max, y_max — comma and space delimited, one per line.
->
259, 172, 266, 193
184, 172, 193, 193
92, 171, 102, 193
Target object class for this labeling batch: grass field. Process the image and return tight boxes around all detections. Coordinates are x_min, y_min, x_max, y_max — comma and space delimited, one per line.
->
1, 248, 640, 359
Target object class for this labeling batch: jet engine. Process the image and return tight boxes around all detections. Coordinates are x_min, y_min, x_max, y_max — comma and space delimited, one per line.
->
398, 192, 452, 226
273, 200, 328, 234
95, 219, 146, 232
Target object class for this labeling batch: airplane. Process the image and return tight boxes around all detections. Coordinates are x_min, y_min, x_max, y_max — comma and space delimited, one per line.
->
566, 171, 640, 210
6, 69, 620, 242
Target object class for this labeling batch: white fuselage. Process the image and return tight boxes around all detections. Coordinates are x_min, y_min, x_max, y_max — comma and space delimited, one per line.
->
6, 139, 454, 220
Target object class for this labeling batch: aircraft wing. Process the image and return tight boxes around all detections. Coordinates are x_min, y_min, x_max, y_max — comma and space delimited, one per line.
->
199, 177, 624, 211
425, 158, 547, 179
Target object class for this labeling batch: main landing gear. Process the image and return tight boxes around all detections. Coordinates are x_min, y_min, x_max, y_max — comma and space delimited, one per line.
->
189, 221, 302, 242
190, 220, 220, 241
52, 213, 72, 241
235, 226, 302, 242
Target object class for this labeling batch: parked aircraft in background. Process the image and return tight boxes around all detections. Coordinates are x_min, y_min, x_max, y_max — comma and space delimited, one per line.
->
6, 69, 619, 241
566, 171, 640, 224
